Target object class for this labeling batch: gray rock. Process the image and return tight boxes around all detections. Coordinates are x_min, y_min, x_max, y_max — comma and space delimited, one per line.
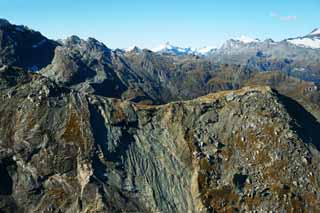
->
1, 68, 320, 212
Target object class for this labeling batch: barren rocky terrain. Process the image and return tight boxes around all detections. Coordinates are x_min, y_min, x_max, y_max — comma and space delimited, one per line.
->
0, 19, 320, 212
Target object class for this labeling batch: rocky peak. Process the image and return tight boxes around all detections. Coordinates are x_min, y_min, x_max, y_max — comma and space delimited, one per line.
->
62, 35, 110, 55
64, 35, 82, 45
87, 37, 105, 46
125, 46, 142, 54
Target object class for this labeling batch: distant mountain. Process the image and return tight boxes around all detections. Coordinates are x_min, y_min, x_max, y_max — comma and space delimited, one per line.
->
128, 36, 260, 56
125, 46, 143, 53
142, 42, 216, 56
131, 30, 320, 58
151, 42, 195, 55
286, 28, 320, 49
208, 31, 320, 82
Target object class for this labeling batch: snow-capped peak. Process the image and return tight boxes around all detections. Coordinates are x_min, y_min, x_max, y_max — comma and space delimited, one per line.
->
152, 42, 178, 52
285, 28, 320, 49
309, 28, 320, 36
238, 35, 260, 43
151, 42, 194, 55
151, 42, 217, 56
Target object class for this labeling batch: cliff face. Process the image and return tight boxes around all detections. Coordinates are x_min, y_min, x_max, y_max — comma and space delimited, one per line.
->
1, 67, 320, 212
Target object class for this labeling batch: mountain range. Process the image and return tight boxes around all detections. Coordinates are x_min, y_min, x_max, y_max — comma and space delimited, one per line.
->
1, 18, 320, 212
126, 28, 320, 56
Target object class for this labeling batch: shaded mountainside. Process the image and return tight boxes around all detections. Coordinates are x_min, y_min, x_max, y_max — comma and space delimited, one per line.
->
0, 19, 58, 71
1, 67, 320, 212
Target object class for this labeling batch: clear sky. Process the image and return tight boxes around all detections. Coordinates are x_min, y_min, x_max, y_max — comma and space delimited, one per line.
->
1, 0, 319, 49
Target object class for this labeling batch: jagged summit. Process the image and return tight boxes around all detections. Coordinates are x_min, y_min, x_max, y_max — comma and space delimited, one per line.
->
62, 35, 109, 49
125, 46, 142, 53
64, 35, 82, 44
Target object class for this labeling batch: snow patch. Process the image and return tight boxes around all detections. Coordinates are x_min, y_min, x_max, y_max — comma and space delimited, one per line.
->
152, 42, 194, 55
194, 46, 217, 55
287, 37, 320, 49
238, 35, 260, 44
152, 42, 216, 56
152, 42, 173, 52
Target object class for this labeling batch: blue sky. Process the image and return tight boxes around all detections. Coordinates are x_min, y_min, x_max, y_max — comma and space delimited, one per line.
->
1, 0, 319, 49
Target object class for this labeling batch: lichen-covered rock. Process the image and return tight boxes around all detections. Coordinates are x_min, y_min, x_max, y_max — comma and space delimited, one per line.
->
0, 67, 320, 212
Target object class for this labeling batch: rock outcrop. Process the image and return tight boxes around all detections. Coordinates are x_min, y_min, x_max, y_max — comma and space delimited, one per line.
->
1, 67, 320, 212
41, 36, 159, 104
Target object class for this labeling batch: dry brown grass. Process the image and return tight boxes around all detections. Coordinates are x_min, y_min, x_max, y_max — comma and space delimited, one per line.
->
62, 111, 86, 151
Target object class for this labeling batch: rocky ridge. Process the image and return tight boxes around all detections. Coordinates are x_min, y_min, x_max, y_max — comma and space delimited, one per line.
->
1, 67, 320, 212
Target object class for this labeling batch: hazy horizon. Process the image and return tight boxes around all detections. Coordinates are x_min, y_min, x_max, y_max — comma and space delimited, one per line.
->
1, 0, 319, 49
